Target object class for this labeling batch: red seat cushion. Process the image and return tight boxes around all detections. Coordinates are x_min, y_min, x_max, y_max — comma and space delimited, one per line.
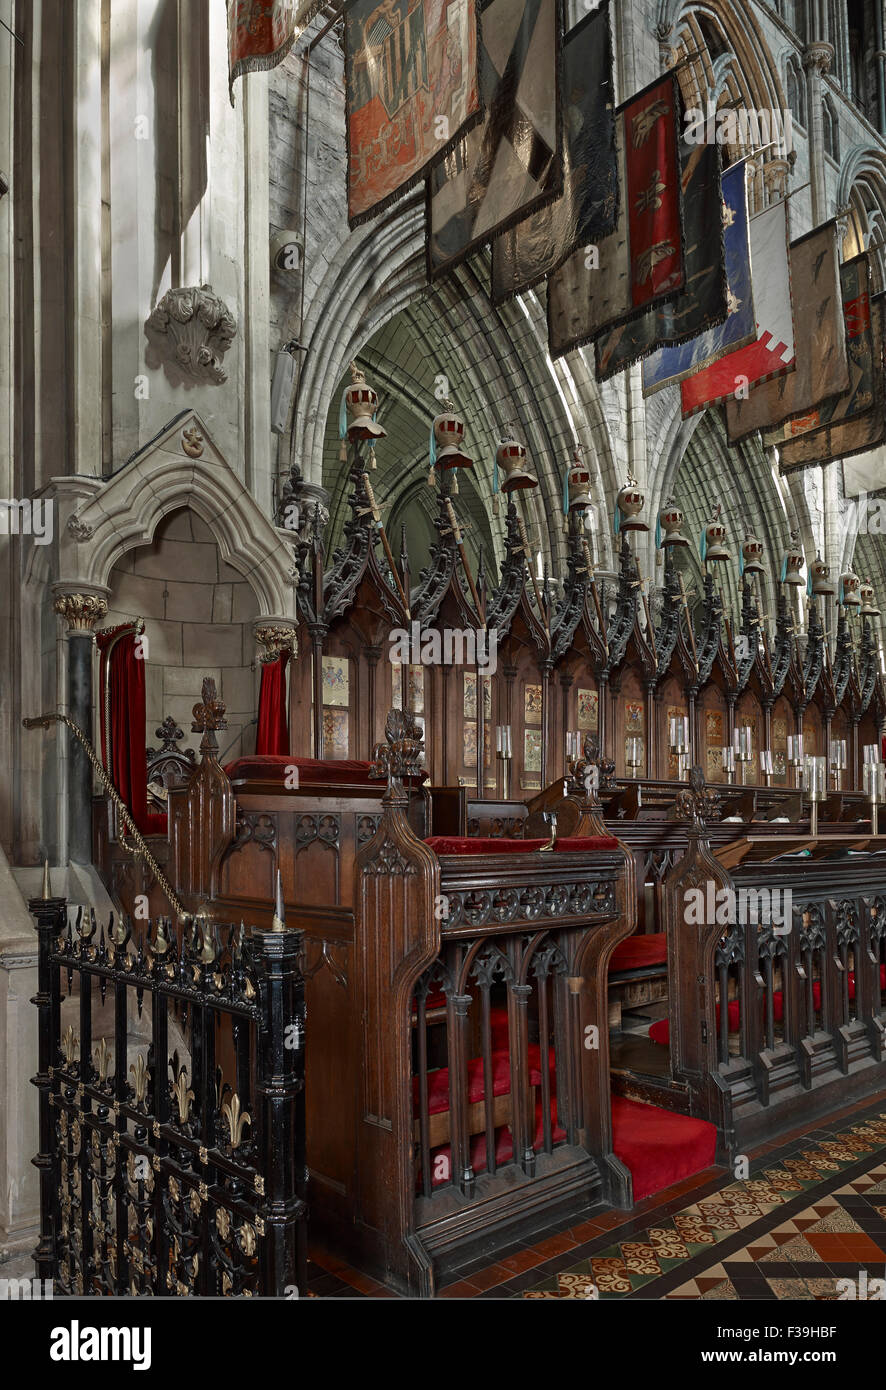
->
611, 1095, 717, 1200
225, 755, 427, 786
610, 932, 667, 972
414, 1045, 548, 1116
424, 835, 618, 855
137, 811, 168, 836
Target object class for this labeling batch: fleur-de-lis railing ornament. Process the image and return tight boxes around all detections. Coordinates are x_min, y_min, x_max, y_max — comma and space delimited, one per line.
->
129, 1054, 149, 1107
238, 1222, 257, 1257
369, 708, 425, 796
221, 1091, 252, 1150
675, 764, 719, 829
60, 1025, 79, 1067
216, 1207, 231, 1241
169, 1055, 195, 1125
93, 1037, 113, 1085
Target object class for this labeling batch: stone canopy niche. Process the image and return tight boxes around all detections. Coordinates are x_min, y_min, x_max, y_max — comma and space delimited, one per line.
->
103, 507, 260, 763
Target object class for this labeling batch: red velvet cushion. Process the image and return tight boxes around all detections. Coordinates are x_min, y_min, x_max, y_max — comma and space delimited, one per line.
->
610, 932, 667, 972
225, 755, 427, 786
611, 1095, 717, 1201
424, 835, 618, 855
138, 812, 168, 837
414, 1045, 548, 1116
646, 970, 871, 1047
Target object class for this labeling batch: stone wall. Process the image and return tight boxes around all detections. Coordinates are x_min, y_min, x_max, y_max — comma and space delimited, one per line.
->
103, 508, 261, 762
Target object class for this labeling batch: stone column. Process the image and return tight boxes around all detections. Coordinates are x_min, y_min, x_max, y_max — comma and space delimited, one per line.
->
52, 590, 108, 864
803, 43, 835, 225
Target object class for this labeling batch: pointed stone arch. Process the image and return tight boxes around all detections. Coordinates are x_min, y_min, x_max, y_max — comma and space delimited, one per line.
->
54, 411, 297, 622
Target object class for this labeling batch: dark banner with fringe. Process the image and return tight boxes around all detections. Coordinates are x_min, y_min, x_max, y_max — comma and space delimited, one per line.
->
345, 0, 481, 228
594, 138, 724, 382
773, 264, 884, 472
427, 0, 562, 278
726, 221, 848, 443
490, 0, 615, 306
547, 71, 684, 359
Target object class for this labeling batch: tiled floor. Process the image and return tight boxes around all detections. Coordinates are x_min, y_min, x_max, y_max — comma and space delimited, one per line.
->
307, 1094, 886, 1299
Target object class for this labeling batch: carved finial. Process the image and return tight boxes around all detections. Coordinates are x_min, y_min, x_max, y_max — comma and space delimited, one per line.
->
191, 677, 227, 734
349, 359, 365, 384
567, 734, 615, 802
369, 708, 425, 795
675, 765, 718, 828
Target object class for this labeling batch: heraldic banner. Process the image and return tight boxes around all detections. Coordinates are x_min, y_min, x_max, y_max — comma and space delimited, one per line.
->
490, 0, 616, 305
679, 195, 795, 418
772, 262, 885, 472
594, 138, 725, 382
427, 0, 562, 279
642, 159, 754, 395
726, 220, 848, 444
228, 0, 300, 104
346, 0, 481, 228
547, 71, 684, 359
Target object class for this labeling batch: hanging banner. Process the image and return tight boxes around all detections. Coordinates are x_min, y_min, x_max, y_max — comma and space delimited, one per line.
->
427, 0, 562, 279
547, 71, 684, 359
642, 159, 754, 395
490, 0, 616, 305
773, 269, 884, 473
679, 195, 795, 418
228, 0, 300, 104
726, 220, 848, 443
345, 0, 482, 228
594, 138, 724, 381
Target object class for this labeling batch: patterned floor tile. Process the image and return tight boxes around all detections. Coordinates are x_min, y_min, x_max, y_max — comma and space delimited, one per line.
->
517, 1099, 886, 1301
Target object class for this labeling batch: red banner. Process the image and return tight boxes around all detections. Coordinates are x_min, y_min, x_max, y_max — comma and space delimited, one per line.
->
228, 0, 300, 104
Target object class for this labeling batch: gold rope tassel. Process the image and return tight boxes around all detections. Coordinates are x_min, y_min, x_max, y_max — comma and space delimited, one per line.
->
451, 474, 459, 495
339, 440, 348, 463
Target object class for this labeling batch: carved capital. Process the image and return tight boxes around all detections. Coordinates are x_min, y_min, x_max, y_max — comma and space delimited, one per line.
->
53, 591, 108, 633
254, 622, 298, 664
802, 41, 834, 74
761, 158, 791, 200
144, 284, 236, 388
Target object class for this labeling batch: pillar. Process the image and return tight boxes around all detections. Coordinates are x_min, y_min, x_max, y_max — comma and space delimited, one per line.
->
52, 590, 108, 864
803, 42, 835, 225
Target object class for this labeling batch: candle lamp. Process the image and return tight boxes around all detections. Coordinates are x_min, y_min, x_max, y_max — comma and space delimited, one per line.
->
829, 738, 847, 792
626, 736, 643, 777
759, 749, 774, 787
863, 745, 884, 834
733, 725, 754, 785
803, 754, 826, 837
721, 746, 736, 784
669, 715, 690, 782
496, 724, 513, 799
787, 733, 804, 789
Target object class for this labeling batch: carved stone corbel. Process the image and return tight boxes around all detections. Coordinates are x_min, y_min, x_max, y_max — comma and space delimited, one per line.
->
144, 284, 236, 388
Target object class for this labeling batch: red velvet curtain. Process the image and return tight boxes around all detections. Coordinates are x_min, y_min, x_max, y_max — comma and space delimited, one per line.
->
256, 651, 290, 755
96, 626, 156, 833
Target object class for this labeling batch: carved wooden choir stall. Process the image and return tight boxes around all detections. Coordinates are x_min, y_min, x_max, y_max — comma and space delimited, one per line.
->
78, 385, 886, 1295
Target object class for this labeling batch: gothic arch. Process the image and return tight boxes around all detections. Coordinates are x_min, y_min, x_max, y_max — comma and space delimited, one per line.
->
55, 411, 297, 621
